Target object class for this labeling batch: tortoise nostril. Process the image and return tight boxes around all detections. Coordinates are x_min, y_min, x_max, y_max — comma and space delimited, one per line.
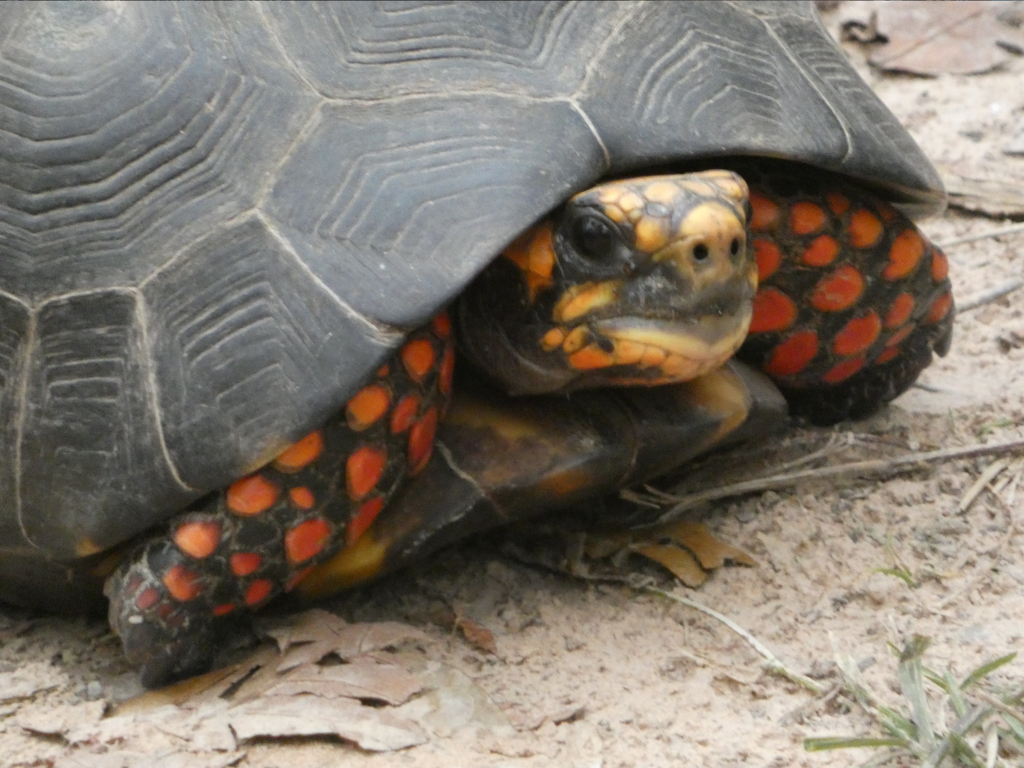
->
730, 238, 740, 257
693, 243, 710, 262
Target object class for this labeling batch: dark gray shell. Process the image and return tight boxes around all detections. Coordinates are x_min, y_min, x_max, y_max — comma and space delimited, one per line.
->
0, 2, 941, 561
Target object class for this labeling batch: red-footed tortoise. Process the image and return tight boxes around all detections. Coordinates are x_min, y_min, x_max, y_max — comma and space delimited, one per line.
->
0, 2, 952, 685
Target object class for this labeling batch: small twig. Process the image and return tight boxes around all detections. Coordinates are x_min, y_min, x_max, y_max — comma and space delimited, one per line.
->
656, 436, 1024, 523
646, 587, 826, 694
957, 277, 1024, 313
958, 459, 1008, 513
936, 222, 1024, 249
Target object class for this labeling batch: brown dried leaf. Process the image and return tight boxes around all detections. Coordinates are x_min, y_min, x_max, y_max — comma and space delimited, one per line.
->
15, 701, 104, 737
840, 1, 1024, 76
455, 617, 498, 655
937, 161, 1024, 217
224, 694, 426, 751
115, 645, 278, 715
266, 657, 423, 705
260, 609, 429, 673
0, 663, 63, 703
56, 753, 245, 768
636, 544, 707, 587
657, 521, 757, 569
116, 613, 437, 753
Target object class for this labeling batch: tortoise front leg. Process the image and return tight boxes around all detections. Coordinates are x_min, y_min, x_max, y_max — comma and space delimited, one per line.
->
106, 316, 454, 687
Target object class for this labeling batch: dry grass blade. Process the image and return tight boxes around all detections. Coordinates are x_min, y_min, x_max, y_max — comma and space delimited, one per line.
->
936, 222, 1024, 248
957, 277, 1024, 313
647, 587, 825, 695
656, 437, 1024, 523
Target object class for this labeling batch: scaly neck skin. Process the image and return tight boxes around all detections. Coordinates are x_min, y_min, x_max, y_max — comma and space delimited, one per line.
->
456, 171, 758, 396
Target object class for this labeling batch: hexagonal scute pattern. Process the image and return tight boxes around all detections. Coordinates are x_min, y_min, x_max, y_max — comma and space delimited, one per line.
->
0, 2, 942, 558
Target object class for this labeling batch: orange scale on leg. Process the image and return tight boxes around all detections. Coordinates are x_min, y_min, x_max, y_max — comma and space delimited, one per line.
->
827, 192, 850, 216
810, 265, 864, 312
376, 364, 390, 378
789, 201, 826, 235
884, 293, 915, 329
931, 249, 949, 282
749, 288, 797, 333
885, 323, 915, 348
401, 338, 435, 383
874, 346, 902, 365
848, 210, 883, 248
832, 311, 881, 357
431, 311, 452, 337
289, 486, 316, 509
285, 518, 332, 564
347, 496, 385, 546
408, 406, 439, 475
213, 604, 236, 617
753, 239, 780, 281
801, 235, 839, 267
273, 430, 324, 473
173, 520, 221, 559
230, 552, 262, 577
346, 445, 387, 500
136, 587, 160, 611
244, 579, 273, 607
163, 565, 202, 602
345, 385, 391, 431
390, 394, 421, 434
764, 331, 819, 377
226, 474, 280, 516
883, 229, 923, 281
823, 356, 865, 384
925, 292, 953, 324
876, 203, 899, 223
438, 344, 455, 396
285, 567, 315, 593
749, 193, 780, 231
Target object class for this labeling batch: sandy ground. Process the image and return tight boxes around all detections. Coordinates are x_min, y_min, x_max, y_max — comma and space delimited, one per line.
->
3, 7, 1024, 768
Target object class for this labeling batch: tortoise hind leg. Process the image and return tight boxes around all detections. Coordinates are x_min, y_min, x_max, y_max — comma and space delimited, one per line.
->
733, 160, 954, 424
106, 317, 454, 686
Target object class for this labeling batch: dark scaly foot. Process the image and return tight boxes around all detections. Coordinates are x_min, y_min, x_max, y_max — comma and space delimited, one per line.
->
735, 163, 953, 424
106, 316, 454, 686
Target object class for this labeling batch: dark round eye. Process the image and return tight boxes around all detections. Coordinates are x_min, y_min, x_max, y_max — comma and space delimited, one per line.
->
693, 243, 710, 262
730, 238, 741, 256
572, 215, 619, 262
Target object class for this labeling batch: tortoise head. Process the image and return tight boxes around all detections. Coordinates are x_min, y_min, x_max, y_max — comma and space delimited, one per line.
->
457, 170, 758, 394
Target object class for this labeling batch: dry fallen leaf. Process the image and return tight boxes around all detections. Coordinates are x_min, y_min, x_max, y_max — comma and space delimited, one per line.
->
112, 610, 430, 752
840, 1, 1024, 76
455, 616, 498, 655
936, 161, 1024, 217
585, 521, 756, 587
108, 610, 512, 753
264, 657, 424, 705
636, 544, 708, 587
225, 694, 426, 751
0, 663, 64, 703
55, 751, 246, 768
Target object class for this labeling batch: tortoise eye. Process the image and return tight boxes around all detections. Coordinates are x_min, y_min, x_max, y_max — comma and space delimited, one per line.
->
571, 214, 619, 262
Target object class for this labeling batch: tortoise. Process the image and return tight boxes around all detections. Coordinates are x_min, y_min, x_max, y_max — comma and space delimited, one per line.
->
0, 2, 954, 685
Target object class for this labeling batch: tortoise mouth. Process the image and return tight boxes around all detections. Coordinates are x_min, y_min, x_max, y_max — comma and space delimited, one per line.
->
563, 307, 751, 385
595, 307, 752, 365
